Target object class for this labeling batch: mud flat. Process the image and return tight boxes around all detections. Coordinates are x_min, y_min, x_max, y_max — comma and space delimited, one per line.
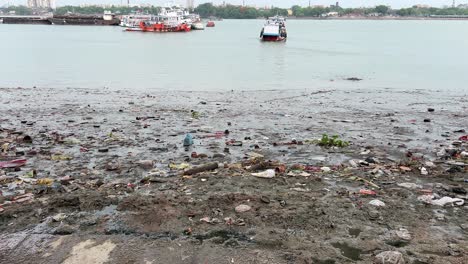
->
0, 87, 467, 263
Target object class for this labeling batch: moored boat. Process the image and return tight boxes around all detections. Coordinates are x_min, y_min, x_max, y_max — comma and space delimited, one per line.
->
120, 13, 154, 29
49, 11, 120, 26
259, 16, 287, 42
125, 7, 192, 33
192, 22, 205, 30
136, 20, 191, 32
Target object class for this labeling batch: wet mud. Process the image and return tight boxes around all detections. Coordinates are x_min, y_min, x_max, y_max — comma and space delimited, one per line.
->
0, 87, 467, 263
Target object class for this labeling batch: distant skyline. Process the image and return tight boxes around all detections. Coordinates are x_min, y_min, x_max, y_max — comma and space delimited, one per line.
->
2, 0, 464, 8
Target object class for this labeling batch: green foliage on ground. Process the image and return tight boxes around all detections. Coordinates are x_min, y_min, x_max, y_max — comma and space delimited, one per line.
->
318, 134, 350, 148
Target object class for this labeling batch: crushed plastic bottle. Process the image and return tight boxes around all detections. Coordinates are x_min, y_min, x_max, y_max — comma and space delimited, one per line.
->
183, 134, 194, 146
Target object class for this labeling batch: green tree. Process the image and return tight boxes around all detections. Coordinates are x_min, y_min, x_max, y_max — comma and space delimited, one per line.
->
374, 5, 390, 15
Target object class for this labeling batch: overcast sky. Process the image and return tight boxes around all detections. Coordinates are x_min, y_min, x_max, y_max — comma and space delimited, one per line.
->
2, 0, 461, 8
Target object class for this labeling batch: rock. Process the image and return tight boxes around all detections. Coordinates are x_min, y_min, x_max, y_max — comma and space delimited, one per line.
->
260, 196, 270, 204
52, 213, 67, 222
447, 166, 463, 173
368, 210, 380, 220
53, 223, 75, 235
183, 162, 218, 175
396, 228, 412, 241
359, 160, 369, 166
369, 199, 385, 207
374, 251, 405, 264
212, 153, 226, 159
235, 204, 251, 213
137, 160, 154, 169
451, 186, 466, 194
434, 211, 445, 220
397, 182, 422, 189
105, 161, 120, 171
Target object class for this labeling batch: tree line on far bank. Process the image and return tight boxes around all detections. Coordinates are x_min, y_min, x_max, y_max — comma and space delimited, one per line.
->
2, 4, 468, 18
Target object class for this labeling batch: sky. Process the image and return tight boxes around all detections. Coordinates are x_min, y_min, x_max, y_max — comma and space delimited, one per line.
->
1, 0, 462, 8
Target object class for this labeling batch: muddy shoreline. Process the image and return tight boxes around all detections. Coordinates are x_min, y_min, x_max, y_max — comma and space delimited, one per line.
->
0, 87, 467, 263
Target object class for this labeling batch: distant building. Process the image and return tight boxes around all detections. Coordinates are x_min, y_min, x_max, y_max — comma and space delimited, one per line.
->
186, 0, 194, 9
27, 0, 56, 9
323, 11, 338, 17
413, 4, 430, 8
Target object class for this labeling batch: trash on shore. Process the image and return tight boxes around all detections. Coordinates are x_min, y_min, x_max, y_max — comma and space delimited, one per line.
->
235, 204, 251, 213
417, 195, 464, 206
0, 159, 27, 168
251, 169, 275, 178
183, 162, 218, 175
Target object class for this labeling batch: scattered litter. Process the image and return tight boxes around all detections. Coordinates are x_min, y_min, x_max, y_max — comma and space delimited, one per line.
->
251, 169, 275, 179
369, 199, 385, 207
235, 204, 251, 213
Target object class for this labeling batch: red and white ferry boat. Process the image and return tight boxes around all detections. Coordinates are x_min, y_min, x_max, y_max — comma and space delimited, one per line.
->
125, 7, 192, 32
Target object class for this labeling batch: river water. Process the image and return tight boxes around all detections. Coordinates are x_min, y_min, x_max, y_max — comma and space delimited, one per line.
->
1, 19, 468, 92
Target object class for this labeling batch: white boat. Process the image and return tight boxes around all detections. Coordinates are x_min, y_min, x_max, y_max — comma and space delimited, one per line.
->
192, 22, 204, 30
120, 13, 154, 28
260, 16, 287, 42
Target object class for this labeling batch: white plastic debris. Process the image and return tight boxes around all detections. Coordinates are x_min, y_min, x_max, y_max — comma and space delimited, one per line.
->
235, 204, 251, 213
251, 169, 275, 178
418, 195, 464, 206
420, 167, 428, 175
349, 160, 358, 168
425, 161, 436, 167
374, 251, 405, 264
321, 167, 331, 172
397, 182, 422, 189
369, 199, 386, 207
287, 171, 311, 177
461, 151, 468, 158
436, 149, 446, 157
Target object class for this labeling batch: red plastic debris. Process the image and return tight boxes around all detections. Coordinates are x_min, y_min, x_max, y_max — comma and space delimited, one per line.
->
459, 135, 468, 141
0, 159, 27, 168
359, 189, 377, 195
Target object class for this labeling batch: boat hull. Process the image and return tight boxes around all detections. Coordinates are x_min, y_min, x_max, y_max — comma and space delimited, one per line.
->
134, 22, 191, 32
49, 17, 120, 26
261, 36, 286, 42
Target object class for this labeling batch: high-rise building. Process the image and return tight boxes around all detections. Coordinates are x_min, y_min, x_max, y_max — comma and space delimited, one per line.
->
27, 0, 56, 9
186, 0, 194, 9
